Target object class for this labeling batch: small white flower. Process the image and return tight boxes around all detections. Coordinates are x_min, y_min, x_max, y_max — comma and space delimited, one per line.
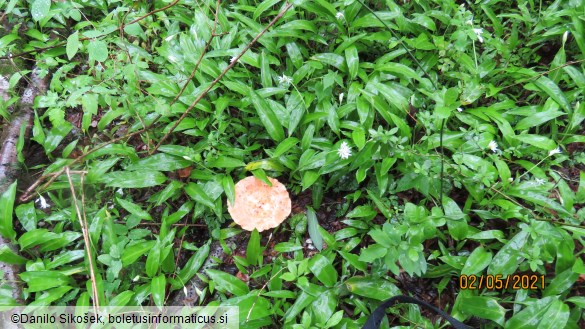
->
183, 286, 189, 297
473, 28, 484, 43
339, 93, 344, 104
507, 177, 514, 183
535, 178, 546, 186
36, 195, 50, 209
563, 31, 569, 44
133, 275, 140, 282
548, 147, 562, 157
335, 12, 344, 20
337, 141, 352, 159
278, 74, 293, 87
457, 107, 463, 112
488, 140, 499, 152
116, 188, 124, 196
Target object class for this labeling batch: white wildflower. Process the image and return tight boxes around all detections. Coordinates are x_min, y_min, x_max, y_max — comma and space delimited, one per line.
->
133, 275, 140, 282
335, 12, 344, 20
473, 28, 484, 43
337, 141, 352, 159
183, 286, 189, 297
36, 195, 50, 209
116, 188, 124, 196
339, 93, 344, 104
548, 147, 562, 157
488, 140, 499, 153
535, 178, 546, 186
563, 31, 569, 44
457, 107, 463, 112
278, 74, 293, 87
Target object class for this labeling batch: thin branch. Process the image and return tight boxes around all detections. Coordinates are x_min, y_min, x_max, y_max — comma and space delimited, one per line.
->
66, 168, 100, 311
126, 0, 180, 26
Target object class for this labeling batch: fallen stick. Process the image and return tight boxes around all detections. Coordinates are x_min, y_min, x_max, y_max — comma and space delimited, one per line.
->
0, 69, 48, 304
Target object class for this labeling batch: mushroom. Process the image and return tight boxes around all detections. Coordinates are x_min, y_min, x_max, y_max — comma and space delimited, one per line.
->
227, 176, 291, 232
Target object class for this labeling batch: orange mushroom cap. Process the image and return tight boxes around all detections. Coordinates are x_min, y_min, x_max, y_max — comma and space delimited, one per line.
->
227, 176, 291, 232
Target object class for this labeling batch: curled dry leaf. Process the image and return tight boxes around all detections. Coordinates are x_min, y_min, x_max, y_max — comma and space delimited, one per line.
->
228, 176, 291, 232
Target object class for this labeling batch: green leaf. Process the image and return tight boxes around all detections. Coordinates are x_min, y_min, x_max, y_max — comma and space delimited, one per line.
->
345, 46, 359, 79
250, 90, 285, 142
185, 183, 215, 209
99, 171, 167, 188
514, 134, 557, 151
125, 153, 191, 172
507, 188, 571, 217
367, 189, 392, 219
207, 156, 246, 168
20, 271, 71, 292
488, 229, 528, 276
87, 39, 108, 62
253, 0, 280, 20
533, 76, 570, 111
245, 159, 286, 172
308, 254, 337, 287
171, 242, 210, 290
568, 101, 585, 132
505, 297, 568, 329
273, 137, 299, 158
375, 62, 422, 81
151, 275, 166, 308
311, 53, 346, 70
246, 229, 261, 265
0, 34, 19, 49
260, 50, 272, 88
345, 277, 401, 300
515, 102, 564, 131
0, 245, 28, 264
146, 242, 161, 277
206, 269, 249, 296
109, 290, 134, 306
274, 242, 304, 253
18, 229, 55, 250
301, 170, 320, 190
461, 296, 506, 325
543, 268, 579, 297
121, 240, 156, 266
31, 0, 51, 22
359, 244, 387, 262
352, 128, 366, 150
287, 91, 305, 135
66, 31, 79, 60
461, 247, 492, 276
307, 207, 323, 251
0, 182, 17, 240
116, 197, 152, 220
222, 175, 236, 206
